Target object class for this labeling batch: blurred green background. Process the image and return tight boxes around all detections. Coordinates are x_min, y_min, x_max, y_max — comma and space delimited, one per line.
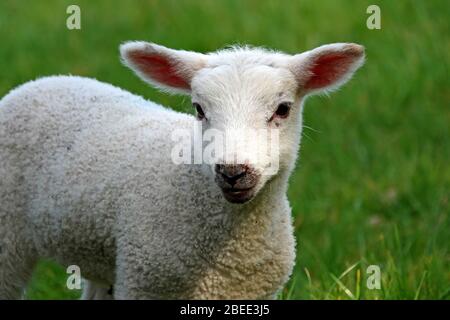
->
0, 0, 448, 299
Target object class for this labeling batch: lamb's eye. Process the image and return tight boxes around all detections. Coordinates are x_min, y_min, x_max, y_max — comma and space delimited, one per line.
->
273, 102, 291, 119
193, 103, 205, 120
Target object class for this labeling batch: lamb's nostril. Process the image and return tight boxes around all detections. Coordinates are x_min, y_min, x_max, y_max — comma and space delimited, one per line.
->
217, 164, 248, 186
221, 171, 246, 185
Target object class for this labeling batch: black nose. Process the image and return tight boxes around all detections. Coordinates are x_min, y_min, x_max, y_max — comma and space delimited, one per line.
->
215, 164, 248, 186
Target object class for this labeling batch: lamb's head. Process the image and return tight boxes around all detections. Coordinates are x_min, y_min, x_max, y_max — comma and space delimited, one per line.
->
120, 41, 365, 204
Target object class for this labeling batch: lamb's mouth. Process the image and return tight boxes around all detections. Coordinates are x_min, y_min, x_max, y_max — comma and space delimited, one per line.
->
221, 186, 255, 204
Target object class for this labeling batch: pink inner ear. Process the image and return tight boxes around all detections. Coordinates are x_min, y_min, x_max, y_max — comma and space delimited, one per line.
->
304, 53, 355, 90
128, 52, 189, 89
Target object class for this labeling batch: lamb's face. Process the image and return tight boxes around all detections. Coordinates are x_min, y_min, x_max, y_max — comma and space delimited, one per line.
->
190, 63, 302, 203
121, 41, 365, 204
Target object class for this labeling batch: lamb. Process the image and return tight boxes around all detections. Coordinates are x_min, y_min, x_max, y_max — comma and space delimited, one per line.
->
0, 41, 364, 299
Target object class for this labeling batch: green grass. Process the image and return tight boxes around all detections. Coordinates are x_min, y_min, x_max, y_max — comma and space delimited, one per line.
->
1, 0, 449, 299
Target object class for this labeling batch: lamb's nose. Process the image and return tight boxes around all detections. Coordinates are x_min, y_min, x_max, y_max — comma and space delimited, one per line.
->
215, 164, 248, 186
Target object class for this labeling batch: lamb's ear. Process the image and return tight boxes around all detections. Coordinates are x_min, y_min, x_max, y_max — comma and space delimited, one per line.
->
120, 41, 207, 94
289, 43, 365, 95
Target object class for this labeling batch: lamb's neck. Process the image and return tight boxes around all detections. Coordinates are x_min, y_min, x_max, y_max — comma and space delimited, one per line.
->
205, 171, 295, 298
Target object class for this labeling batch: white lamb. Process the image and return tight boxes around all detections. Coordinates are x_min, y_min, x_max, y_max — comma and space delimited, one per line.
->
0, 41, 364, 299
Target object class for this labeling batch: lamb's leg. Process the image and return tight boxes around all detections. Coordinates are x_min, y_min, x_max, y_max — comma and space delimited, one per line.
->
0, 149, 37, 299
81, 280, 114, 300
0, 209, 37, 299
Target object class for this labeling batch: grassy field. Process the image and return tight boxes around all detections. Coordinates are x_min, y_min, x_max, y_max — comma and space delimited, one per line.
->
0, 0, 448, 299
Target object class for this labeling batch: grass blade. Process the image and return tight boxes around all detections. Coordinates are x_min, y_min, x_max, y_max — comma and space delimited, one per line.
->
414, 271, 428, 300
330, 273, 356, 300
